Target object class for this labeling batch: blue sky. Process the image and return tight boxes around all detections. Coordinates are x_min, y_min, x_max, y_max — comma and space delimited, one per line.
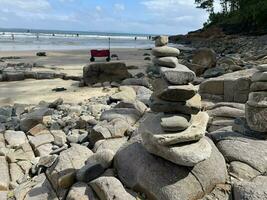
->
0, 0, 211, 35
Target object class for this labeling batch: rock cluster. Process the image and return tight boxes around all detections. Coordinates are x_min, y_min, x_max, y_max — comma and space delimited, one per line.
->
246, 64, 267, 133
140, 36, 212, 166
0, 86, 149, 199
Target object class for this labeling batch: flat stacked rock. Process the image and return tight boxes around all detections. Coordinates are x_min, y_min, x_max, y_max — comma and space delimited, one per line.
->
140, 36, 212, 167
245, 64, 267, 133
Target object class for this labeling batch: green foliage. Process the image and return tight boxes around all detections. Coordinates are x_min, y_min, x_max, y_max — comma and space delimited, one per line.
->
195, 0, 267, 34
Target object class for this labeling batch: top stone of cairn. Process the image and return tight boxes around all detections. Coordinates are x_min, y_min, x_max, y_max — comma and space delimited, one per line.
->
155, 36, 169, 47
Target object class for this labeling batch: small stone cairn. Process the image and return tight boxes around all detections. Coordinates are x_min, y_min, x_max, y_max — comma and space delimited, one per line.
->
246, 64, 267, 133
140, 36, 212, 167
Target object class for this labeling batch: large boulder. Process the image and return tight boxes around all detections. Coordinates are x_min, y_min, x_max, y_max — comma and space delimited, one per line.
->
192, 48, 216, 72
209, 128, 267, 174
83, 62, 131, 85
114, 136, 227, 200
199, 69, 256, 103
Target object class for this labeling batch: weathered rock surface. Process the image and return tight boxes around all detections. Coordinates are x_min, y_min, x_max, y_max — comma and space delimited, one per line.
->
250, 82, 267, 92
20, 108, 52, 132
83, 62, 131, 85
24, 174, 58, 200
140, 112, 209, 146
200, 69, 256, 103
0, 157, 10, 190
251, 71, 267, 82
153, 57, 179, 68
192, 48, 217, 70
4, 130, 27, 147
160, 114, 191, 132
46, 144, 93, 198
114, 136, 227, 200
154, 79, 197, 101
209, 128, 267, 173
90, 176, 135, 200
152, 46, 180, 57
66, 182, 98, 200
160, 65, 196, 85
150, 94, 201, 114
110, 86, 136, 102
245, 102, 267, 133
233, 176, 267, 200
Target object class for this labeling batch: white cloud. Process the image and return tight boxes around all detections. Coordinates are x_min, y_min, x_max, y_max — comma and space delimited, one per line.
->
114, 3, 125, 12
141, 0, 195, 11
58, 0, 75, 3
0, 0, 51, 12
96, 6, 102, 12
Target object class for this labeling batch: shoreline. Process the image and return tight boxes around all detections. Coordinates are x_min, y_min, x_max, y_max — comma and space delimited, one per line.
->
0, 48, 152, 106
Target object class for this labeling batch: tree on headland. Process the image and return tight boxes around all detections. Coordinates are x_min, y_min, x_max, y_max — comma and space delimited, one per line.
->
195, 0, 267, 35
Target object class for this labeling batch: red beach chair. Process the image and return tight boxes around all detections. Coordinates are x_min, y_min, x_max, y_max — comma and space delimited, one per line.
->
90, 38, 111, 62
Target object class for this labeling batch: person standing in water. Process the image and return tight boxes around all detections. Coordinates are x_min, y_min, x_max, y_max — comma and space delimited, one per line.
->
11, 34, 14, 40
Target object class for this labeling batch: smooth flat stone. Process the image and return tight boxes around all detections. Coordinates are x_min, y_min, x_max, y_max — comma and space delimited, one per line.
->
256, 64, 267, 72
252, 71, 267, 82
150, 94, 201, 115
250, 82, 267, 92
160, 65, 196, 85
152, 46, 180, 57
140, 112, 209, 146
153, 57, 179, 68
161, 114, 191, 132
142, 136, 212, 167
154, 79, 197, 101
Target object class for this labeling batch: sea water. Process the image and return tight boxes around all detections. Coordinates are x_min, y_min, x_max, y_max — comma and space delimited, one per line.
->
0, 28, 155, 51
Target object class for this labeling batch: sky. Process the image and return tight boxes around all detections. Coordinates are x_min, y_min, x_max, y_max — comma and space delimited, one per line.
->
0, 0, 212, 35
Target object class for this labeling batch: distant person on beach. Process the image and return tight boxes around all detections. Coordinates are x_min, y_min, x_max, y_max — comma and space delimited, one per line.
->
11, 34, 14, 40
76, 34, 79, 37
36, 33, 39, 40
135, 37, 137, 41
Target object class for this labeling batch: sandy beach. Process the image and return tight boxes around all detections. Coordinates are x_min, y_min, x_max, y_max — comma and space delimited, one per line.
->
0, 48, 152, 106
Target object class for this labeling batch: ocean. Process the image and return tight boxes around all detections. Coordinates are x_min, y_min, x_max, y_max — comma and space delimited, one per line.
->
0, 28, 155, 51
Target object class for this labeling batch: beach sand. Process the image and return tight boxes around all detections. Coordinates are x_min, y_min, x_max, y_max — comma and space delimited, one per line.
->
0, 48, 152, 106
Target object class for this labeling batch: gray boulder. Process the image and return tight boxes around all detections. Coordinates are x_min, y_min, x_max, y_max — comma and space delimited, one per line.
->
83, 62, 131, 85
192, 48, 216, 70
160, 65, 196, 85
114, 136, 227, 200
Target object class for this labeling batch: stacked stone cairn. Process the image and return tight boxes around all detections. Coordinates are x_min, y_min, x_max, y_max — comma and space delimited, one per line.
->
246, 64, 267, 133
140, 36, 212, 167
